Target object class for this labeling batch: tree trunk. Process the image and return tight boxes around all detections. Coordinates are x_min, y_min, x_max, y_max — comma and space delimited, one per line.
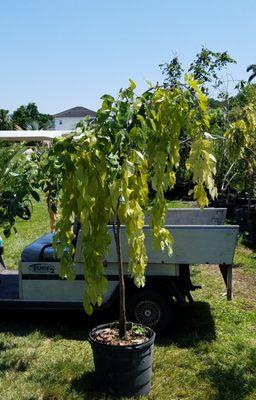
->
248, 171, 254, 210
113, 214, 127, 338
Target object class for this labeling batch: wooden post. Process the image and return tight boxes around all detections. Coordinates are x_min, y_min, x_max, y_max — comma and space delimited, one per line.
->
219, 264, 233, 300
226, 265, 233, 301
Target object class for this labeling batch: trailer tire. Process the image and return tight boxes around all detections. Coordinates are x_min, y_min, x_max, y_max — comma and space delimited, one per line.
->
127, 290, 172, 332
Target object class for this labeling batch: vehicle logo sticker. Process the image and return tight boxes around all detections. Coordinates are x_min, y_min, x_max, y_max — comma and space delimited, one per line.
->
28, 263, 55, 274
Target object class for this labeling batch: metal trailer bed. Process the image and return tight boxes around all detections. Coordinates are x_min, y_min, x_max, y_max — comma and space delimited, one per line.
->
0, 208, 239, 330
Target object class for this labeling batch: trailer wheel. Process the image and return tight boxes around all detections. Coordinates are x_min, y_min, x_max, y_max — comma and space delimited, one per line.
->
127, 290, 172, 332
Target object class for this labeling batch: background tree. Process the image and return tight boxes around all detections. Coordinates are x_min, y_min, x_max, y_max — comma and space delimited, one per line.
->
188, 48, 236, 93
160, 47, 236, 93
159, 56, 183, 88
12, 102, 52, 130
0, 109, 13, 130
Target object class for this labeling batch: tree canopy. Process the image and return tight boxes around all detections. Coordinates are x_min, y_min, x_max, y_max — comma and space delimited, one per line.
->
52, 76, 217, 316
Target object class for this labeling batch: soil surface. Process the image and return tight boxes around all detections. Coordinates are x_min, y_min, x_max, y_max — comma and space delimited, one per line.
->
92, 326, 149, 346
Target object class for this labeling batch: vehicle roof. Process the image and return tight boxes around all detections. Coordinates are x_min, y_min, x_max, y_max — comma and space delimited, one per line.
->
0, 130, 71, 141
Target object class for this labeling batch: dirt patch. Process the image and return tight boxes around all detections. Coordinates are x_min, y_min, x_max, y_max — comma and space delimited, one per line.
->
232, 268, 256, 307
199, 264, 256, 309
237, 244, 254, 256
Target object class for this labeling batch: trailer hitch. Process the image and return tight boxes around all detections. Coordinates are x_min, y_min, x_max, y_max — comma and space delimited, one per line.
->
190, 284, 202, 291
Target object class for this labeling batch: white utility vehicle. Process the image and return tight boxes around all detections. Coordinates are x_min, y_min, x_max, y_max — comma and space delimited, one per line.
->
0, 132, 239, 331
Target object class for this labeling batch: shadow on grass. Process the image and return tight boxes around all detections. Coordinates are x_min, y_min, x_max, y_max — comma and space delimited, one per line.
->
0, 301, 216, 348
199, 347, 256, 400
0, 302, 217, 398
71, 371, 97, 394
0, 307, 115, 341
157, 301, 216, 348
240, 234, 256, 251
0, 354, 30, 373
71, 372, 115, 400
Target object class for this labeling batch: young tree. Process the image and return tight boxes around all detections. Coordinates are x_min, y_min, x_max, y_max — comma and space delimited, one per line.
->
53, 77, 217, 338
0, 144, 40, 236
160, 47, 236, 94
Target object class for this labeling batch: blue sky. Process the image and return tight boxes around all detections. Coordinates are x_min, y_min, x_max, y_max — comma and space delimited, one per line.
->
0, 0, 255, 114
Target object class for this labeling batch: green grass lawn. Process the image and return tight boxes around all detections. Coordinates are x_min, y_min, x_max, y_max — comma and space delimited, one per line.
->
0, 201, 256, 400
167, 200, 196, 208
1, 199, 50, 270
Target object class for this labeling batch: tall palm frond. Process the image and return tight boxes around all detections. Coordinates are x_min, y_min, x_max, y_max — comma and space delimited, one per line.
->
26, 119, 52, 130
247, 64, 256, 83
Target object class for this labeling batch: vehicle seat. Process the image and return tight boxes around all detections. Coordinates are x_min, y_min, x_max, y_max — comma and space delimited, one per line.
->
21, 233, 58, 262
21, 224, 81, 262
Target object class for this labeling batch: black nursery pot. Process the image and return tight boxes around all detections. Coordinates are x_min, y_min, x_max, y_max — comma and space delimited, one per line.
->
89, 322, 156, 397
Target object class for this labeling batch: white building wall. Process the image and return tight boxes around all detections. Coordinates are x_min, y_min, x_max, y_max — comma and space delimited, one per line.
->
53, 117, 84, 130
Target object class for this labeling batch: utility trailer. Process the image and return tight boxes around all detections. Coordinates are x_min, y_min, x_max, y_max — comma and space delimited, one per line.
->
0, 208, 238, 331
0, 131, 239, 331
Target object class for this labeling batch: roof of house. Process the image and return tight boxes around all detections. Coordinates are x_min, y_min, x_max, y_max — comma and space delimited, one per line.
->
53, 106, 96, 118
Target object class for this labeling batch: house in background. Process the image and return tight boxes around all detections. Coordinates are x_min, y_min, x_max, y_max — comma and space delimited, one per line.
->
52, 106, 96, 130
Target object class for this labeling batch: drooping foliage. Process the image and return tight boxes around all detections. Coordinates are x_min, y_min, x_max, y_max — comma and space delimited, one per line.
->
53, 76, 217, 315
159, 47, 236, 197
159, 48, 256, 202
224, 85, 256, 199
206, 84, 256, 196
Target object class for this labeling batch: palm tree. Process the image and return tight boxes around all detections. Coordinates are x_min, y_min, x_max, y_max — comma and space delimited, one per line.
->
26, 119, 52, 131
247, 65, 256, 83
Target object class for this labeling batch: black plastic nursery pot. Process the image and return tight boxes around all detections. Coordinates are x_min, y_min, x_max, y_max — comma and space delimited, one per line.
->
89, 322, 156, 397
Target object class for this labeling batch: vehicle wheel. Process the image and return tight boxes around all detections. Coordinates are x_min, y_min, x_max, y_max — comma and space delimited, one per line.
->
127, 290, 172, 332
